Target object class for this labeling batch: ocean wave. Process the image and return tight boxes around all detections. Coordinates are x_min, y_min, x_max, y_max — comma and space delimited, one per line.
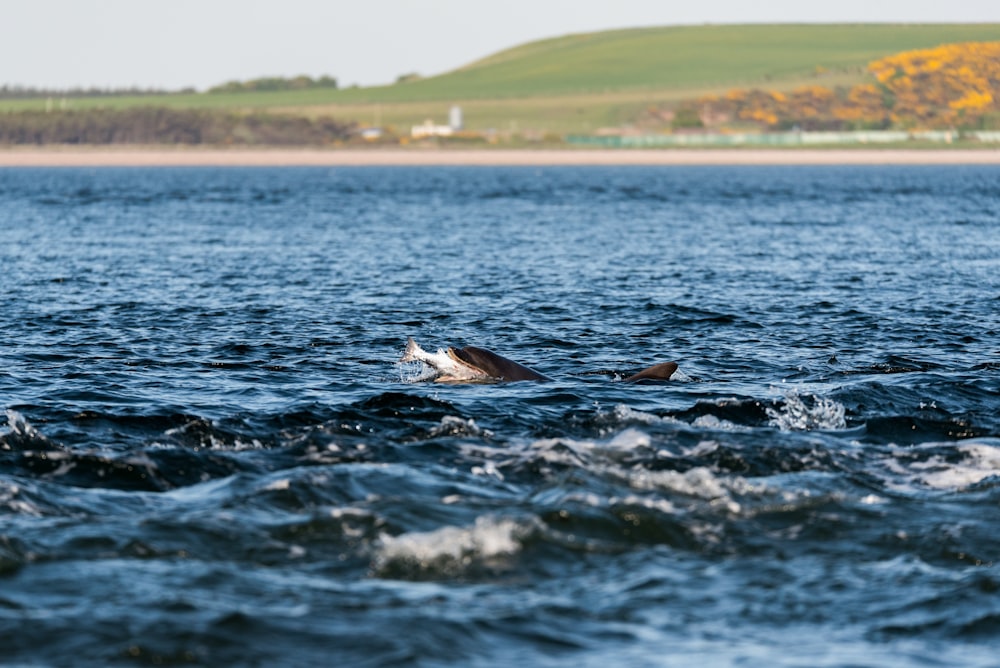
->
1, 409, 59, 452
372, 515, 537, 580
880, 439, 1000, 493
766, 391, 847, 431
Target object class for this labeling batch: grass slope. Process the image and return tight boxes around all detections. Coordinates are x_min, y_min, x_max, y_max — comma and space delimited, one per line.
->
4, 24, 1000, 133
404, 23, 1000, 100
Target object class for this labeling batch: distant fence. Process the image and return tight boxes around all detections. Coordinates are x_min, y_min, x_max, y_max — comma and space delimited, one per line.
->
970, 131, 1000, 143
566, 130, 1000, 148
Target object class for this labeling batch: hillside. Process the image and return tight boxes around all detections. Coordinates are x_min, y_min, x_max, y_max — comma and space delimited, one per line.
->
3, 24, 1000, 136
394, 23, 1000, 101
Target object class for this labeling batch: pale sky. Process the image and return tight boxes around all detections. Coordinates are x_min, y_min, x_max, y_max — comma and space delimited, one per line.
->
3, 0, 1000, 91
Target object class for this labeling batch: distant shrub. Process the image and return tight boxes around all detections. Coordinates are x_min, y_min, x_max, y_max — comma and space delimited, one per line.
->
0, 85, 178, 99
207, 75, 338, 94
671, 106, 704, 129
0, 108, 355, 145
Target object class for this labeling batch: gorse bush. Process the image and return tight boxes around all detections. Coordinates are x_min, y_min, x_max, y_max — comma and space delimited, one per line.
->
695, 41, 1000, 130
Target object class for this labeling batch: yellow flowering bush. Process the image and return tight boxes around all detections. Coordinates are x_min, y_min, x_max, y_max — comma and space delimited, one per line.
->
691, 41, 1000, 130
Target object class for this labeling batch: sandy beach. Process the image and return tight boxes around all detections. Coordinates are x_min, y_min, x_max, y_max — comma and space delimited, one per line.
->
2, 147, 1000, 167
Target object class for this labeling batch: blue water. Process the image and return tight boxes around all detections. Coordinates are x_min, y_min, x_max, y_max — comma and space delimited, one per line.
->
2, 165, 999, 666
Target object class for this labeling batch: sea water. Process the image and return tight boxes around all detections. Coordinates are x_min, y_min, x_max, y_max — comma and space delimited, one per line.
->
1, 165, 999, 666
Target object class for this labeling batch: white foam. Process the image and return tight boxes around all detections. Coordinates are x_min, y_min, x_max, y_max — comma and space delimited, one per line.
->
4, 409, 37, 439
766, 391, 847, 431
555, 466, 747, 516
470, 460, 504, 480
889, 441, 1000, 491
670, 368, 693, 382
611, 404, 667, 425
162, 419, 264, 451
608, 494, 677, 515
609, 400, 753, 433
329, 507, 379, 538
682, 440, 721, 457
0, 480, 42, 516
606, 427, 653, 450
373, 516, 530, 576
428, 415, 492, 438
626, 466, 731, 501
522, 437, 590, 467
521, 426, 658, 469
262, 478, 291, 491
691, 414, 748, 431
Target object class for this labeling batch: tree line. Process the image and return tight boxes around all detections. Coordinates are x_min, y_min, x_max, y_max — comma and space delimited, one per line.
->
207, 75, 338, 94
0, 85, 187, 100
0, 108, 356, 145
1, 74, 340, 99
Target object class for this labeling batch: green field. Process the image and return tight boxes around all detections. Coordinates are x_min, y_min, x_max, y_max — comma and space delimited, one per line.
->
394, 23, 1000, 100
5, 23, 1000, 134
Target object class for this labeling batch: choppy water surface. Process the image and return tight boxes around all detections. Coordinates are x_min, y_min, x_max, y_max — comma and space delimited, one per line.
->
2, 165, 999, 666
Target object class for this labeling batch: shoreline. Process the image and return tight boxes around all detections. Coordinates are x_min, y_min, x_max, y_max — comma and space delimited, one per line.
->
2, 147, 1000, 167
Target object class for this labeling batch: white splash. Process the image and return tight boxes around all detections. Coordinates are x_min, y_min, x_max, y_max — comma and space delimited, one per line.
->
691, 414, 749, 432
4, 409, 38, 439
884, 440, 1000, 492
522, 426, 659, 468
397, 359, 440, 384
610, 404, 667, 425
428, 415, 492, 438
397, 337, 489, 383
606, 427, 653, 450
373, 516, 530, 577
626, 466, 730, 499
670, 368, 693, 382
262, 478, 291, 491
471, 460, 504, 480
0, 480, 42, 516
766, 391, 846, 431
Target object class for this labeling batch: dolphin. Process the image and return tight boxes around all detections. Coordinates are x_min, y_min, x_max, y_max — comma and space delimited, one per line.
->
401, 338, 677, 383
401, 337, 551, 383
622, 361, 679, 383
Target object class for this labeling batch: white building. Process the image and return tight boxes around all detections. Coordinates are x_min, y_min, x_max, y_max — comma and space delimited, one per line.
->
449, 106, 463, 131
411, 106, 465, 138
411, 119, 454, 138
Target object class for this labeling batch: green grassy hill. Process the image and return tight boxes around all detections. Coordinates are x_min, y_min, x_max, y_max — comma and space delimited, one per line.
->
4, 23, 1000, 134
394, 23, 1000, 100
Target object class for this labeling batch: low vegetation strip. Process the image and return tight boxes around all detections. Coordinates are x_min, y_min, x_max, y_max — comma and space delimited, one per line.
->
0, 108, 355, 145
207, 75, 339, 94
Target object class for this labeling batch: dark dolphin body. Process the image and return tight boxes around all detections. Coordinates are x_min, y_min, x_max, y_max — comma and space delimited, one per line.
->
450, 346, 553, 382
622, 361, 679, 383
402, 337, 678, 384
451, 344, 677, 383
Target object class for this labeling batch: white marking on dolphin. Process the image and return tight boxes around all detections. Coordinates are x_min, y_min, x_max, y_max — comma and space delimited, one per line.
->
401, 337, 551, 383
401, 338, 493, 383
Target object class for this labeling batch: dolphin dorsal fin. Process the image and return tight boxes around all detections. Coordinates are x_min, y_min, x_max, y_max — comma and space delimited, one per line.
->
624, 361, 678, 383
